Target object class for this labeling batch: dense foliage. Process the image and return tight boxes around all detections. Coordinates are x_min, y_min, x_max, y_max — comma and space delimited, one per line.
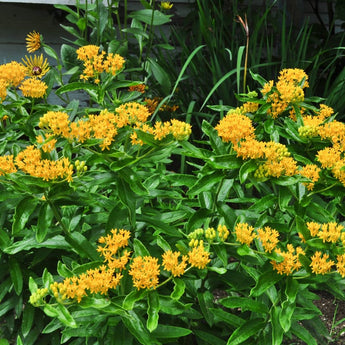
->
1, 1, 345, 345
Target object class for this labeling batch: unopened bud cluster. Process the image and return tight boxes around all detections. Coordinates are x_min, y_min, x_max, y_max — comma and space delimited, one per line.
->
29, 287, 48, 306
188, 224, 230, 246
75, 160, 87, 174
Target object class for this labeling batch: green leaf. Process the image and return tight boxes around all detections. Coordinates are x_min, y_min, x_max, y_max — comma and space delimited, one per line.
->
118, 178, 137, 227
133, 238, 150, 257
291, 321, 317, 345
60, 44, 78, 70
79, 296, 111, 309
271, 306, 284, 345
129, 9, 172, 25
65, 232, 99, 260
250, 270, 282, 297
170, 278, 185, 300
4, 235, 70, 254
12, 197, 39, 235
239, 160, 258, 184
147, 291, 160, 332
21, 303, 35, 337
123, 289, 147, 310
159, 295, 192, 315
220, 296, 269, 313
194, 330, 225, 345
285, 277, 299, 303
37, 202, 54, 242
279, 300, 295, 332
122, 310, 160, 345
152, 325, 192, 339
44, 304, 77, 328
0, 229, 10, 250
226, 319, 265, 345
147, 58, 171, 94
197, 291, 215, 326
55, 82, 97, 95
209, 307, 245, 329
9, 257, 23, 295
188, 171, 224, 196
249, 194, 277, 213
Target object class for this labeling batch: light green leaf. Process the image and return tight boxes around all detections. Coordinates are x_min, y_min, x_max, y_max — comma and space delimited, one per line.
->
170, 278, 185, 300
152, 325, 192, 339
123, 289, 147, 310
147, 291, 160, 332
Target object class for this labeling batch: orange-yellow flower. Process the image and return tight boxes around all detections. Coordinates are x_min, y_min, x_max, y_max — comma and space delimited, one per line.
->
162, 250, 188, 277
256, 226, 279, 253
234, 223, 256, 246
188, 244, 210, 269
129, 256, 160, 290
22, 54, 49, 78
19, 78, 48, 98
271, 244, 304, 275
310, 251, 334, 275
26, 31, 41, 53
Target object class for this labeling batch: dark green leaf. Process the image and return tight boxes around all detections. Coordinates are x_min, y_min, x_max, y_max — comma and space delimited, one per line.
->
226, 319, 265, 345
250, 270, 282, 297
122, 310, 160, 345
129, 9, 172, 25
220, 296, 269, 313
9, 257, 23, 295
12, 197, 39, 235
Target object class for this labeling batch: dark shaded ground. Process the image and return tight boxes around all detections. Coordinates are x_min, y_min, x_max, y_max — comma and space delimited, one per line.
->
313, 291, 345, 345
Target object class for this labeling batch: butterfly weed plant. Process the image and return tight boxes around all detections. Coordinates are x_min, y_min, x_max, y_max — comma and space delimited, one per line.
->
2, 8, 345, 345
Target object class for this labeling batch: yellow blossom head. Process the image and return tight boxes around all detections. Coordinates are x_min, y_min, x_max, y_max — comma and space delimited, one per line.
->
22, 54, 49, 78
26, 31, 41, 53
19, 78, 48, 98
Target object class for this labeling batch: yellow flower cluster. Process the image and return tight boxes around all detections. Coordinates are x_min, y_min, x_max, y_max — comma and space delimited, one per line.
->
306, 221, 344, 243
40, 229, 211, 304
235, 223, 256, 246
129, 256, 161, 290
215, 106, 298, 179
0, 155, 17, 176
19, 77, 48, 98
256, 226, 280, 253
162, 250, 188, 277
50, 228, 131, 302
261, 68, 309, 118
97, 229, 131, 270
310, 251, 334, 275
215, 109, 255, 145
14, 145, 73, 182
51, 266, 123, 303
299, 164, 321, 190
38, 103, 191, 150
271, 244, 304, 275
76, 45, 125, 83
